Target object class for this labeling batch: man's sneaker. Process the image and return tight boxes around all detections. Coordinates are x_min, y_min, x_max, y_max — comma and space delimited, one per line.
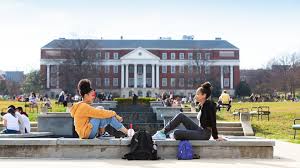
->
152, 131, 166, 140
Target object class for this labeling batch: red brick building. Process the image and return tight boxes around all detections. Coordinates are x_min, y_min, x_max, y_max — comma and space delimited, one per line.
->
40, 38, 240, 97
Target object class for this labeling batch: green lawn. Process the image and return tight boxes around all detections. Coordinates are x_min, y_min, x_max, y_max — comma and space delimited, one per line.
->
217, 102, 300, 143
0, 100, 66, 121
1, 100, 300, 143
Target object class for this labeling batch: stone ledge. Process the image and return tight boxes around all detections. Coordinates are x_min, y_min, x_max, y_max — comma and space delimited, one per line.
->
0, 137, 275, 147
0, 132, 53, 139
0, 137, 274, 159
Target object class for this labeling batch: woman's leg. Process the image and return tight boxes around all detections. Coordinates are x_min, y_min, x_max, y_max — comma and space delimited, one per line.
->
164, 113, 200, 134
89, 117, 128, 139
102, 117, 128, 135
89, 118, 101, 139
173, 128, 211, 140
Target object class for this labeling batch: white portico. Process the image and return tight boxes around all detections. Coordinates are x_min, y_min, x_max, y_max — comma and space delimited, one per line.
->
120, 47, 161, 97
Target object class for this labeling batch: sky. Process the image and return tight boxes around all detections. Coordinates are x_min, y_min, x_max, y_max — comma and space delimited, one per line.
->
0, 0, 300, 73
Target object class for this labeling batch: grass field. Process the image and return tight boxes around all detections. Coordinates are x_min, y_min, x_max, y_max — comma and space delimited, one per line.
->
1, 100, 300, 143
217, 101, 300, 143
0, 100, 66, 121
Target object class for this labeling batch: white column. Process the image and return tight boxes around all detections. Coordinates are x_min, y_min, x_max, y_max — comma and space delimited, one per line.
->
220, 66, 224, 89
151, 64, 155, 88
121, 64, 124, 88
125, 64, 129, 88
46, 65, 50, 89
156, 64, 160, 88
143, 64, 146, 88
230, 66, 234, 89
134, 64, 137, 88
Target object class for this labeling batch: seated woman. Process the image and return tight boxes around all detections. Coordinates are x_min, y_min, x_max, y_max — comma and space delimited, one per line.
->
29, 92, 38, 108
1, 107, 20, 134
70, 79, 128, 139
16, 107, 31, 133
152, 82, 224, 141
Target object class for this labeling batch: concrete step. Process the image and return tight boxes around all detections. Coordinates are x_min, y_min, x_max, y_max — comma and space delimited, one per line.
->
0, 122, 37, 127
217, 122, 242, 127
31, 127, 38, 132
217, 127, 243, 131
218, 131, 244, 136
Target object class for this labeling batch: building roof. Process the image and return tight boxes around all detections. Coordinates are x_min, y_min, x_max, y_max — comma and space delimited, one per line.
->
42, 39, 239, 50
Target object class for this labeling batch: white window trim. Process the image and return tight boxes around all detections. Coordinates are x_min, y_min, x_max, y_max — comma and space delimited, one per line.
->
179, 53, 185, 60
113, 52, 119, 59
162, 53, 167, 60
171, 66, 176, 73
162, 78, 168, 87
171, 53, 176, 60
113, 65, 118, 73
162, 66, 167, 73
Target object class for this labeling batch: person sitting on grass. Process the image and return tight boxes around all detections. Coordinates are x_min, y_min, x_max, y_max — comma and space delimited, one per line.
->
70, 79, 129, 139
1, 107, 20, 134
152, 82, 224, 141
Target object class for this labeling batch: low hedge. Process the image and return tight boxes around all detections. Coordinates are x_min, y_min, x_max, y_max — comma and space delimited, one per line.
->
113, 97, 156, 105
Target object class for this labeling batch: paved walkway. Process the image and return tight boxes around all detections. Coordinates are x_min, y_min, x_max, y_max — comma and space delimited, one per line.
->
0, 140, 299, 168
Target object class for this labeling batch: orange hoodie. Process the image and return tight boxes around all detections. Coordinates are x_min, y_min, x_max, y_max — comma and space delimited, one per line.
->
70, 102, 116, 139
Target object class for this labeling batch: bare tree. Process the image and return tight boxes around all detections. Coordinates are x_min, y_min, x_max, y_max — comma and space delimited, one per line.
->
53, 39, 103, 94
270, 52, 300, 98
188, 49, 209, 87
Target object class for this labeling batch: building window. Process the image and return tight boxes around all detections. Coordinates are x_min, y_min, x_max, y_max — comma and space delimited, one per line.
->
105, 52, 110, 59
171, 53, 176, 60
113, 52, 119, 59
205, 66, 210, 74
205, 52, 211, 60
219, 51, 234, 57
171, 78, 176, 87
96, 52, 101, 59
188, 53, 193, 60
113, 78, 118, 86
179, 66, 184, 73
146, 66, 151, 73
96, 78, 101, 87
195, 66, 201, 73
128, 78, 134, 87
223, 66, 230, 74
197, 53, 201, 60
179, 78, 184, 87
113, 65, 118, 73
104, 78, 110, 86
188, 65, 193, 73
188, 78, 193, 87
137, 66, 143, 75
162, 78, 167, 87
171, 66, 176, 73
162, 66, 167, 73
224, 78, 230, 87
162, 53, 167, 60
179, 53, 185, 60
146, 78, 152, 87
129, 65, 134, 73
105, 65, 110, 73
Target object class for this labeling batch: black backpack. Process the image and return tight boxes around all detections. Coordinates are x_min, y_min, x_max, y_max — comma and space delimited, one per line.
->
123, 130, 159, 160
